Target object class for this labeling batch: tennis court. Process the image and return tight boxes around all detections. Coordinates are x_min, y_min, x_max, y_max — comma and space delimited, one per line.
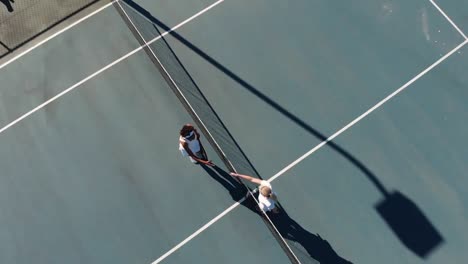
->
0, 0, 467, 263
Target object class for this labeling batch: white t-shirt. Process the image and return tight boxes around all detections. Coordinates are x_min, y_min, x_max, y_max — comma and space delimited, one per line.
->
179, 136, 201, 153
179, 136, 202, 163
258, 181, 276, 212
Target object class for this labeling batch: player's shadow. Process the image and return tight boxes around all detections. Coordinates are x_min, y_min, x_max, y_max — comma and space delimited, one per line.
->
201, 165, 352, 264
200, 165, 247, 203
121, 0, 444, 258
0, 0, 14, 12
269, 207, 353, 264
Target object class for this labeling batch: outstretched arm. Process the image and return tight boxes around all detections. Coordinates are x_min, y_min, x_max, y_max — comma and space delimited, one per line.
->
181, 141, 213, 166
230, 172, 262, 185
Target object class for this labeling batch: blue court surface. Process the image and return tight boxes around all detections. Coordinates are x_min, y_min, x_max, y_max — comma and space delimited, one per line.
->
0, 0, 467, 263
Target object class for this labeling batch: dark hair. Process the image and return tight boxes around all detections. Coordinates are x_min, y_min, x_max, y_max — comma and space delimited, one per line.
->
180, 124, 194, 137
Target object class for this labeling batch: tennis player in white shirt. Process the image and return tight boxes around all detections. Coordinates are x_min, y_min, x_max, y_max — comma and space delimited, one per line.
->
179, 124, 213, 166
230, 172, 279, 213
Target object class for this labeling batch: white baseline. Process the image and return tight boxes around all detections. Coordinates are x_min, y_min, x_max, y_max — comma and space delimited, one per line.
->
428, 0, 467, 40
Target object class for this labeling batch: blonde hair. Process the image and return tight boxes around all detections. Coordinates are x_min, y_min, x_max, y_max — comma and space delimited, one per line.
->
260, 186, 272, 197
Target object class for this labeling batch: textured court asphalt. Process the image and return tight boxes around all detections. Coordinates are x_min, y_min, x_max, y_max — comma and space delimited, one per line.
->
0, 0, 467, 263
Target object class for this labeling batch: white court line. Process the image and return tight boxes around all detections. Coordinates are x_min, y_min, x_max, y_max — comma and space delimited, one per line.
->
0, 0, 224, 135
268, 39, 468, 183
428, 0, 467, 40
117, 1, 298, 261
2, 0, 462, 262
151, 200, 244, 264
148, 39, 467, 263
0, 1, 116, 70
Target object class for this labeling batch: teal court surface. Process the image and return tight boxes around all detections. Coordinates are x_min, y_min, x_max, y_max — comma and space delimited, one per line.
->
0, 0, 467, 263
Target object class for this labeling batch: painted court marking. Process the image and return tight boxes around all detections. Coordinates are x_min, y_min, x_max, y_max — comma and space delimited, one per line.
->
428, 0, 468, 40
0, 0, 224, 135
151, 200, 244, 264
116, 1, 299, 261
149, 39, 467, 263
268, 39, 467, 183
0, 0, 465, 262
0, 1, 116, 70
149, 2, 468, 260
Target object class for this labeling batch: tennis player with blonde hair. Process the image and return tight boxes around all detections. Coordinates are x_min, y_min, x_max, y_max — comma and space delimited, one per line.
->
230, 172, 279, 213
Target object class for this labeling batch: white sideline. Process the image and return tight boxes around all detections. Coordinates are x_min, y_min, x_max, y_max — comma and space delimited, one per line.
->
268, 39, 468, 183
428, 0, 467, 40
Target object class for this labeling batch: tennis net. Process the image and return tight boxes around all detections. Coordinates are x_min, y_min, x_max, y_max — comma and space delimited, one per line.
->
113, 1, 300, 263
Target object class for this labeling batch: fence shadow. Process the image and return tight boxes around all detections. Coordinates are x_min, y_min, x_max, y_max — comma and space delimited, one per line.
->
122, 0, 444, 258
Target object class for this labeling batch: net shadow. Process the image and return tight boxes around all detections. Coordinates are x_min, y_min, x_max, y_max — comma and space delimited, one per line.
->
119, 0, 444, 259
201, 165, 353, 263
201, 165, 251, 204
114, 1, 301, 262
